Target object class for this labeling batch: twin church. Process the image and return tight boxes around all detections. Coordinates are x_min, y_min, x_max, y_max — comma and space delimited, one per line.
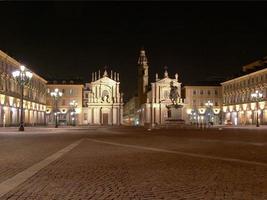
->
82, 48, 185, 126
47, 48, 186, 127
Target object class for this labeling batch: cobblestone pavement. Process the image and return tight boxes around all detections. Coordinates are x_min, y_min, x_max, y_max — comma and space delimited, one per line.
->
0, 126, 267, 199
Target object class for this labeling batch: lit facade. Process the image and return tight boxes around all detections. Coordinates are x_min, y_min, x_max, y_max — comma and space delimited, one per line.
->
140, 70, 185, 126
46, 82, 83, 125
83, 70, 123, 125
183, 86, 222, 125
124, 49, 185, 127
221, 68, 267, 125
123, 96, 139, 125
0, 50, 47, 127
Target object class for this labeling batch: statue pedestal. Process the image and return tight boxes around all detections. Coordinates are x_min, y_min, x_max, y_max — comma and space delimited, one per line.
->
165, 104, 185, 125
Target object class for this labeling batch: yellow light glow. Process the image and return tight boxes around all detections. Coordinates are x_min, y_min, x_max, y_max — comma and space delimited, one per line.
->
76, 107, 81, 114
186, 108, 192, 115
247, 110, 252, 115
242, 104, 247, 111
251, 103, 256, 110
0, 95, 5, 105
198, 108, 206, 114
9, 97, 14, 106
60, 109, 67, 114
223, 106, 227, 112
213, 108, 221, 114
236, 105, 240, 111
259, 102, 265, 110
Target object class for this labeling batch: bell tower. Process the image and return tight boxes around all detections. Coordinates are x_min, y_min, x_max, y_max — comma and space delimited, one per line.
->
137, 48, 149, 105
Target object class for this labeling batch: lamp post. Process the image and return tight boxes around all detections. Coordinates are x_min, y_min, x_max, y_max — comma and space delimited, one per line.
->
12, 65, 33, 131
251, 90, 263, 127
50, 88, 62, 128
205, 100, 214, 126
69, 100, 78, 126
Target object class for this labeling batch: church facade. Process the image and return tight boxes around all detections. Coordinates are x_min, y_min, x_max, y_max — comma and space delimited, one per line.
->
139, 70, 185, 126
124, 49, 185, 127
82, 70, 123, 125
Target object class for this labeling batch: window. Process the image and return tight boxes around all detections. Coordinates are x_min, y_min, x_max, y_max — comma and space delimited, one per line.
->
62, 89, 65, 93
200, 90, 203, 95
193, 90, 196, 95
207, 90, 211, 95
69, 89, 73, 95
215, 90, 218, 95
85, 93, 88, 98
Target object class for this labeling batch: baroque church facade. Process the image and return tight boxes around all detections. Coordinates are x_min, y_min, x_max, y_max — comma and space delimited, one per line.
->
82, 69, 123, 125
124, 49, 185, 126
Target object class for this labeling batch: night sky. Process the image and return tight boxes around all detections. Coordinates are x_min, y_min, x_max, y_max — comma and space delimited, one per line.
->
1, 2, 267, 100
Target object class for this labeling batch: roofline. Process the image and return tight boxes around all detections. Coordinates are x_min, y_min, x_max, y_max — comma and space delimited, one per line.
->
0, 49, 47, 83
221, 67, 267, 85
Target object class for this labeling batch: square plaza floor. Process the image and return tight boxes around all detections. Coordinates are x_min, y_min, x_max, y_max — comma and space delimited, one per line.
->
0, 126, 266, 200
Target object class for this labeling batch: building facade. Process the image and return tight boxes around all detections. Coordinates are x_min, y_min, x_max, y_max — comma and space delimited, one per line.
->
0, 50, 47, 127
183, 85, 222, 125
46, 81, 84, 125
124, 49, 185, 127
139, 70, 185, 126
123, 96, 139, 125
83, 70, 123, 125
221, 67, 267, 125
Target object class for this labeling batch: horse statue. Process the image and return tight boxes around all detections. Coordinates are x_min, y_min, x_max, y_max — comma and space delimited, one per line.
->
169, 81, 180, 107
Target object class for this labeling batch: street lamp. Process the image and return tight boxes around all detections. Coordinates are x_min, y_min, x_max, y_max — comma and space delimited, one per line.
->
205, 100, 214, 126
251, 90, 263, 127
69, 100, 78, 126
50, 88, 63, 128
12, 65, 33, 131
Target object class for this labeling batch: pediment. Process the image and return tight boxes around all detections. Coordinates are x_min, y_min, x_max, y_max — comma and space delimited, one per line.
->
156, 77, 179, 85
93, 77, 117, 85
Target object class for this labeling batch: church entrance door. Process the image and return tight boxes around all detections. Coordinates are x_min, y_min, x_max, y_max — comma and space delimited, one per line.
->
102, 113, 108, 125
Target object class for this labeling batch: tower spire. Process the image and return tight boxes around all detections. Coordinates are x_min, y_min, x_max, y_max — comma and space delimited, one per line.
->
137, 47, 149, 106
138, 47, 148, 65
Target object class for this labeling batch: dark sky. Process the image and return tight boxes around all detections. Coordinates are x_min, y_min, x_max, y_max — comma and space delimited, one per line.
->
1, 2, 267, 99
